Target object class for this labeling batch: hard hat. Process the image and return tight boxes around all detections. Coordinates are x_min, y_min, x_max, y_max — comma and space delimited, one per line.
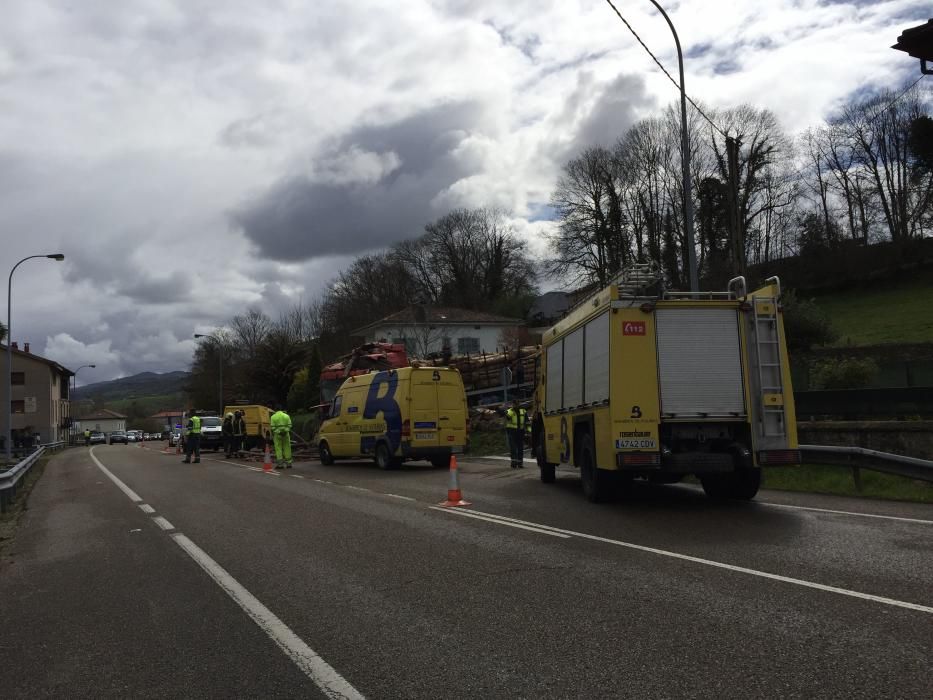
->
226, 412, 233, 418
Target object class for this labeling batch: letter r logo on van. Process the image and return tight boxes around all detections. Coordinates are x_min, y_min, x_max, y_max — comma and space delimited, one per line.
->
623, 321, 646, 335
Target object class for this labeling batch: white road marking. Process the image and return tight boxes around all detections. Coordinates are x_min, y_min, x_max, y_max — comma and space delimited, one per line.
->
430, 507, 571, 538
92, 450, 366, 698
89, 447, 143, 503
248, 467, 263, 472
482, 455, 537, 465
760, 501, 933, 526
139, 504, 155, 514
384, 493, 415, 501
152, 516, 175, 531
313, 479, 333, 484
344, 485, 370, 492
171, 533, 366, 699
450, 509, 933, 614
290, 474, 305, 479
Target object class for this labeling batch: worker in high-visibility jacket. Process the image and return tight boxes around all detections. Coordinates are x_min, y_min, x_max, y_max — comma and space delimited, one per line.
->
183, 414, 201, 464
504, 399, 529, 469
270, 405, 293, 469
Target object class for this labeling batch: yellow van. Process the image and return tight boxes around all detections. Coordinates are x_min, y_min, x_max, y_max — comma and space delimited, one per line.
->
317, 367, 467, 469
223, 404, 273, 449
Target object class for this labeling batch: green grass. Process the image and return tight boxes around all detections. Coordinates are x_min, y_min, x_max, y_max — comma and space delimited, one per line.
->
809, 275, 933, 346
467, 428, 509, 457
764, 463, 933, 503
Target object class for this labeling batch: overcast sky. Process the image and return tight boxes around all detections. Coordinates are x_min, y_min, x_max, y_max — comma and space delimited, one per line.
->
0, 0, 926, 384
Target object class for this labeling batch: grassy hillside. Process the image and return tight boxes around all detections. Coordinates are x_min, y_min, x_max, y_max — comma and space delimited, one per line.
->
74, 371, 189, 404
807, 272, 933, 346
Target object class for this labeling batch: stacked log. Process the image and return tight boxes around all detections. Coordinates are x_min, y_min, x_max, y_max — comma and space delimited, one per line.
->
424, 346, 539, 392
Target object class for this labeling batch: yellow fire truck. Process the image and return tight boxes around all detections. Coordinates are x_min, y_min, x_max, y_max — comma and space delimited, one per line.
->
533, 264, 800, 502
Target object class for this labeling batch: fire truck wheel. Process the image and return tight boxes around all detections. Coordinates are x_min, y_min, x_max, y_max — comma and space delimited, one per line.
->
319, 441, 334, 465
579, 435, 606, 503
729, 467, 762, 500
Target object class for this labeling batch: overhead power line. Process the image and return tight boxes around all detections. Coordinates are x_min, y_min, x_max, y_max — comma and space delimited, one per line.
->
865, 73, 927, 124
602, 0, 728, 139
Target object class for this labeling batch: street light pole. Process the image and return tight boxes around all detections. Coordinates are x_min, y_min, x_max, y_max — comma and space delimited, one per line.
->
645, 1, 698, 292
6, 254, 65, 460
71, 364, 96, 444
194, 333, 223, 415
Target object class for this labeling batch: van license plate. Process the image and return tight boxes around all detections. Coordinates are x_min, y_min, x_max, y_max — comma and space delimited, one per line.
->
415, 432, 435, 440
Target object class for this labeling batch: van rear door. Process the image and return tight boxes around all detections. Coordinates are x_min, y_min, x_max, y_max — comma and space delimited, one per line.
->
436, 369, 467, 450
409, 369, 441, 449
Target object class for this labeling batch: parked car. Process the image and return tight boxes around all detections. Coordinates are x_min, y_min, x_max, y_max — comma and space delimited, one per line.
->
169, 431, 182, 447
109, 431, 128, 445
199, 416, 224, 451
89, 431, 107, 445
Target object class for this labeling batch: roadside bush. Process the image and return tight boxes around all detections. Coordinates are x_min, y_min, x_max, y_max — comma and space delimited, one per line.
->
811, 357, 879, 389
782, 289, 836, 352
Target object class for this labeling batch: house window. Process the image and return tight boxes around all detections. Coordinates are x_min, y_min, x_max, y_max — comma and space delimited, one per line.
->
458, 337, 480, 354
11, 400, 25, 414
11, 371, 24, 385
441, 337, 452, 353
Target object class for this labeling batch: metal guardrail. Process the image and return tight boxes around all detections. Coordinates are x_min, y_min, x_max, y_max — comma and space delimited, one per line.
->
799, 444, 933, 485
0, 441, 63, 513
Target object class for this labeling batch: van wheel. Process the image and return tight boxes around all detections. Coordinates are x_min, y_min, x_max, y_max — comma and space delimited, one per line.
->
537, 432, 555, 483
375, 443, 395, 470
319, 441, 334, 465
579, 435, 607, 503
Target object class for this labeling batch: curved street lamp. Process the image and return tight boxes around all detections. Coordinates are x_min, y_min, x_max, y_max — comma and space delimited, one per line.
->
6, 254, 65, 459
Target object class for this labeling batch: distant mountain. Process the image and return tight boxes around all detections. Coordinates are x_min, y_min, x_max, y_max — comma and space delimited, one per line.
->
73, 371, 190, 404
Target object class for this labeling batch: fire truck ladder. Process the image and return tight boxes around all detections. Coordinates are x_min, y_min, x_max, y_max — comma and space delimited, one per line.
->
612, 262, 664, 296
752, 278, 787, 440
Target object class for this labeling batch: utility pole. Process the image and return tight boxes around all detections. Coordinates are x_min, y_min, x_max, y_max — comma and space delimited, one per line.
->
726, 135, 746, 278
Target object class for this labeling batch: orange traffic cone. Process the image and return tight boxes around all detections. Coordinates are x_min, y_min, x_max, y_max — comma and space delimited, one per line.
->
438, 454, 471, 507
263, 443, 273, 472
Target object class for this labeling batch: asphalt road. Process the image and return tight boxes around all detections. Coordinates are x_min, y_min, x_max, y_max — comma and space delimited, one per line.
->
1, 443, 931, 699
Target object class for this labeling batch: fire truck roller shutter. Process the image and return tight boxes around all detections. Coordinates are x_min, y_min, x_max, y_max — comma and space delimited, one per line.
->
655, 308, 746, 417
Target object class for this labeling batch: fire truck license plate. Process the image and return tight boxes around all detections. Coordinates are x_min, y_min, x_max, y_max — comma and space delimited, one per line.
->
415, 432, 435, 440
616, 438, 657, 449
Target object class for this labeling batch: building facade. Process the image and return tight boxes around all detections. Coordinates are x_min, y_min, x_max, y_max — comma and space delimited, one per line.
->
1, 342, 73, 448
352, 306, 524, 357
74, 409, 127, 436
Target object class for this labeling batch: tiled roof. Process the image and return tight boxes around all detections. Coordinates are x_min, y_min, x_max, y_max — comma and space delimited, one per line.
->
353, 306, 523, 335
1, 343, 73, 376
77, 408, 127, 420
150, 410, 185, 418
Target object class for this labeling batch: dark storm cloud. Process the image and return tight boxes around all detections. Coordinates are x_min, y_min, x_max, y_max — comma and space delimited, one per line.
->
571, 73, 652, 152
63, 247, 192, 304
232, 101, 487, 261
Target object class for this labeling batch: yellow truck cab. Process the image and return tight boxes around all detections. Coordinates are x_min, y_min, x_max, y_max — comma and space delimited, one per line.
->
534, 264, 800, 502
317, 366, 468, 470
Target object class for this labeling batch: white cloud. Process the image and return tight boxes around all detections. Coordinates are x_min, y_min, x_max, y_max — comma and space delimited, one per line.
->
1, 0, 927, 380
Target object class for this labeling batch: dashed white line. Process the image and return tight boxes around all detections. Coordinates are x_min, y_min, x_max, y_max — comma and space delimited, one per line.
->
384, 493, 415, 501
290, 474, 305, 479
440, 508, 933, 614
90, 447, 143, 502
171, 533, 365, 699
344, 485, 370, 492
152, 516, 176, 531
760, 501, 933, 526
139, 504, 155, 514
91, 450, 366, 699
313, 479, 333, 484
